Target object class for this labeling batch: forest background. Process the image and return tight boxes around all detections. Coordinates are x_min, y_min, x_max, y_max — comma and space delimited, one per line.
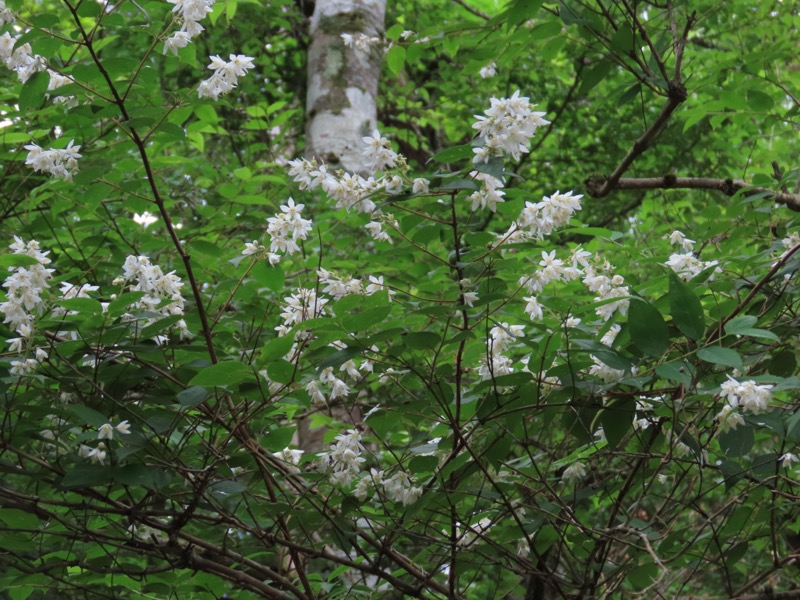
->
0, 0, 799, 598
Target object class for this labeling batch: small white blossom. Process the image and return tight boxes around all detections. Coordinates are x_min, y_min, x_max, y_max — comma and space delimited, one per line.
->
561, 461, 586, 483
479, 61, 497, 79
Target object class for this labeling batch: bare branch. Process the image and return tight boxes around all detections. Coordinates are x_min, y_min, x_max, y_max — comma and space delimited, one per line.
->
584, 174, 800, 211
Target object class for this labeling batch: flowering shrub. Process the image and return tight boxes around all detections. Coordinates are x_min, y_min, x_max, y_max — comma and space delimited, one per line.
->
0, 1, 798, 599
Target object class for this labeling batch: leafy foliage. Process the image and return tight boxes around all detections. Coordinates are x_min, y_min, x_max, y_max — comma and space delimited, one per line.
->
0, 0, 799, 599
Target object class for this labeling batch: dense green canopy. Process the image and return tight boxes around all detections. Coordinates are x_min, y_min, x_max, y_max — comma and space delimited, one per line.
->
0, 0, 798, 598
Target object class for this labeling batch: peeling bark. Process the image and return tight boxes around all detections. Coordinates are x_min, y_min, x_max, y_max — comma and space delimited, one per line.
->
305, 0, 386, 174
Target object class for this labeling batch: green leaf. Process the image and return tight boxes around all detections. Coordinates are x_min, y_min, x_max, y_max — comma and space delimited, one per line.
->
668, 272, 705, 341
60, 465, 114, 489
697, 346, 742, 368
719, 426, 754, 457
251, 261, 284, 292
58, 298, 103, 316
403, 332, 441, 350
655, 361, 694, 386
386, 45, 406, 75
408, 455, 439, 474
600, 397, 635, 448
431, 144, 474, 163
189, 361, 253, 387
258, 335, 294, 363
266, 358, 295, 384
723, 316, 779, 342
210, 480, 248, 495
0, 254, 40, 269
19, 71, 50, 111
628, 299, 669, 356
176, 386, 208, 407
341, 305, 391, 332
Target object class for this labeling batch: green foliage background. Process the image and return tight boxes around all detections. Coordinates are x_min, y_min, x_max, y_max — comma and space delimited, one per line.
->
0, 0, 799, 598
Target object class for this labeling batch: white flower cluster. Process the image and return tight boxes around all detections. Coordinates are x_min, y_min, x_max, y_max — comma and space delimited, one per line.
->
78, 442, 108, 464
24, 140, 81, 181
468, 171, 506, 212
276, 287, 328, 337
198, 54, 255, 100
0, 0, 14, 25
0, 32, 45, 83
318, 269, 392, 301
114, 256, 191, 341
354, 468, 422, 506
362, 130, 399, 173
665, 230, 721, 281
260, 198, 313, 264
320, 429, 366, 486
1, 237, 54, 374
288, 158, 381, 212
472, 90, 549, 164
340, 33, 385, 52
164, 0, 215, 55
306, 355, 374, 404
519, 248, 585, 320
582, 260, 630, 321
504, 191, 583, 240
479, 322, 525, 380
719, 376, 773, 414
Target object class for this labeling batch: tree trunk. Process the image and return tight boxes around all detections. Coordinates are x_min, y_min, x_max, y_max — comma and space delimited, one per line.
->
305, 0, 386, 174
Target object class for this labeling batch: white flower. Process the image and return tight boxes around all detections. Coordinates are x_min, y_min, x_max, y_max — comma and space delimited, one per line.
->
116, 420, 132, 435
24, 140, 81, 181
198, 54, 255, 100
479, 61, 497, 79
666, 252, 721, 282
0, 0, 14, 25
133, 211, 158, 228
412, 178, 430, 194
523, 295, 543, 320
472, 91, 549, 163
719, 377, 773, 414
780, 453, 799, 468
667, 230, 695, 252
1, 237, 54, 349
561, 461, 586, 483
273, 447, 304, 465
87, 443, 107, 464
266, 198, 312, 257
320, 429, 366, 486
462, 291, 479, 307
97, 423, 115, 440
716, 405, 745, 433
381, 471, 422, 505
165, 0, 215, 53
117, 255, 191, 340
242, 241, 264, 256
362, 130, 398, 174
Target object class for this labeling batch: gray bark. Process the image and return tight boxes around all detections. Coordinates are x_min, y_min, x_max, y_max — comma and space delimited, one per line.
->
305, 0, 386, 174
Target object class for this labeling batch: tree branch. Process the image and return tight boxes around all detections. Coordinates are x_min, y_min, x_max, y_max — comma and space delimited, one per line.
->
584, 175, 800, 211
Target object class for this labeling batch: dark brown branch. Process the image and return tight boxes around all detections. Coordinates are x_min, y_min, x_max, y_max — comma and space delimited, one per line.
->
584, 175, 800, 211
587, 88, 687, 198
451, 0, 489, 20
